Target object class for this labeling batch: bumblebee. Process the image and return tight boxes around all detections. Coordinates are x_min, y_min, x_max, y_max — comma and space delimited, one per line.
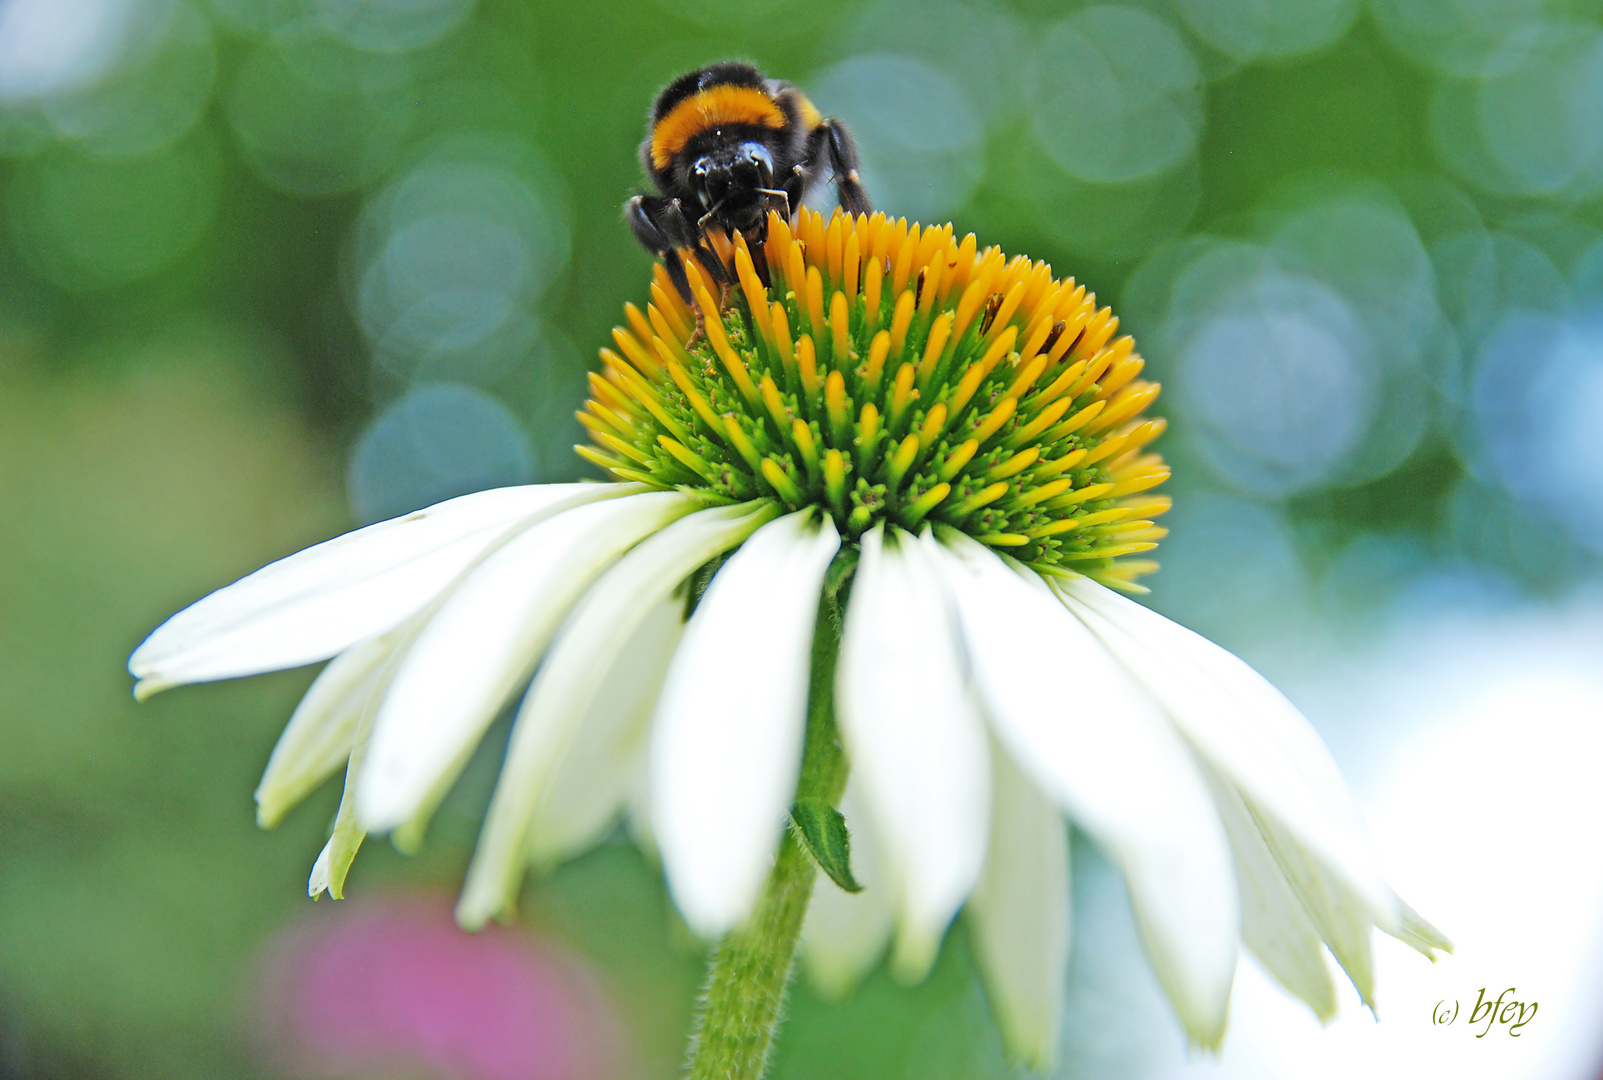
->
627, 61, 871, 303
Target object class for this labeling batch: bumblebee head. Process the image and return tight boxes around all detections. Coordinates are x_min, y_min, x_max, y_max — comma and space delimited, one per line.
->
690, 140, 775, 232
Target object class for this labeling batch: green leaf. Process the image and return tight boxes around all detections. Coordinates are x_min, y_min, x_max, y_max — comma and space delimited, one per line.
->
791, 796, 861, 893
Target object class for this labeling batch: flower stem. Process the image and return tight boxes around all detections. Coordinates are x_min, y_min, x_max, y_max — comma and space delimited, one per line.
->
686, 826, 815, 1080
685, 565, 852, 1080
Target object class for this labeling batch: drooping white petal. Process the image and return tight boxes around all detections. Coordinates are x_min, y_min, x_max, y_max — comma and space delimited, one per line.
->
255, 620, 413, 829
130, 483, 627, 695
357, 491, 697, 834
1056, 577, 1398, 933
1249, 802, 1379, 1008
1204, 769, 1337, 1022
307, 825, 363, 901
652, 510, 842, 937
929, 532, 1238, 1047
624, 741, 656, 860
302, 656, 397, 890
801, 782, 894, 999
301, 608, 432, 897
303, 625, 420, 900
524, 591, 686, 869
455, 501, 777, 928
836, 525, 990, 983
967, 743, 1071, 1072
308, 741, 370, 901
1396, 897, 1453, 958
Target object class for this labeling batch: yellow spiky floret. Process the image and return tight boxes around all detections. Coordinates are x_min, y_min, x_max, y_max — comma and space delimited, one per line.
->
579, 208, 1171, 590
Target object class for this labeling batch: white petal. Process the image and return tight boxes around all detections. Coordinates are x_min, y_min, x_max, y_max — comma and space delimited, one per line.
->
130, 483, 625, 694
303, 626, 421, 899
653, 510, 842, 937
624, 741, 657, 859
304, 676, 383, 897
308, 773, 367, 901
524, 591, 686, 869
835, 525, 990, 983
1396, 897, 1452, 957
930, 532, 1238, 1047
1249, 803, 1378, 1008
455, 501, 777, 928
967, 744, 1071, 1071
801, 781, 894, 999
1056, 577, 1398, 932
357, 491, 696, 834
1205, 770, 1337, 1021
255, 620, 412, 829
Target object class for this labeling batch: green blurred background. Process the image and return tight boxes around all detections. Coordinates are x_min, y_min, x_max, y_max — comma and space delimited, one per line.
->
3, 0, 1603, 1077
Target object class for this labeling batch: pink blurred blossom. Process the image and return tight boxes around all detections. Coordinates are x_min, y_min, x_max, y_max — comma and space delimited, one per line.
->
256, 894, 626, 1080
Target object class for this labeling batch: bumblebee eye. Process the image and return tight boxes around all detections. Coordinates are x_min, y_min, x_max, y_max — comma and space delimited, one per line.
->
738, 142, 774, 185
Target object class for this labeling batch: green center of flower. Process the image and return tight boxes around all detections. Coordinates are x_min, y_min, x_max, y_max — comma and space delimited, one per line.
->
579, 208, 1172, 589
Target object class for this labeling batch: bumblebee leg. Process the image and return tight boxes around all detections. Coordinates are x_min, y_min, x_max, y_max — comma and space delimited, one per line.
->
663, 251, 695, 310
627, 194, 703, 303
782, 165, 807, 225
756, 188, 790, 224
813, 119, 871, 217
684, 242, 733, 329
743, 227, 772, 288
627, 194, 693, 253
692, 252, 734, 321
690, 244, 731, 290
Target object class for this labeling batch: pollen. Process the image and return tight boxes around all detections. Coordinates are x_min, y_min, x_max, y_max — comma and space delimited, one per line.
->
578, 209, 1171, 590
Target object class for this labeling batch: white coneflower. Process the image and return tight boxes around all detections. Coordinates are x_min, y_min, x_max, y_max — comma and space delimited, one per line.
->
131, 208, 1447, 1079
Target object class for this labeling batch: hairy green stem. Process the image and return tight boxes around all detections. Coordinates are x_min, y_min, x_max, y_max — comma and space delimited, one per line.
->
685, 827, 816, 1080
684, 562, 852, 1080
